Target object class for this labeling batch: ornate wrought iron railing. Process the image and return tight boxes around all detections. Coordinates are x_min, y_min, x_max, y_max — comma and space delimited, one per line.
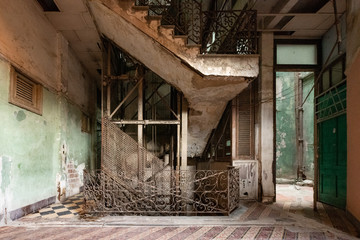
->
135, 0, 257, 54
83, 168, 240, 215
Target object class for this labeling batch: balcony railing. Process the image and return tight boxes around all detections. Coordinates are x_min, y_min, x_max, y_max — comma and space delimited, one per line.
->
136, 0, 257, 54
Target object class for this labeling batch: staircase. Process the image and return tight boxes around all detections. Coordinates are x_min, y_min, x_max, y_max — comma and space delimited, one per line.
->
87, 0, 259, 156
83, 118, 240, 215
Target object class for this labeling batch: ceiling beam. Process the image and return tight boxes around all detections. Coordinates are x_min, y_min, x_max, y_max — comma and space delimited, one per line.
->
258, 13, 342, 17
263, 0, 299, 29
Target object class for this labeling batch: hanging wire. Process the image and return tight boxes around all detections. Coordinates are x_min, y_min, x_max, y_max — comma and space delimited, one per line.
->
300, 0, 342, 108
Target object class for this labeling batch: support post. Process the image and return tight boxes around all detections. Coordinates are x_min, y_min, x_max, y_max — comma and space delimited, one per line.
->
137, 67, 144, 178
180, 96, 188, 170
231, 99, 237, 162
259, 32, 275, 203
106, 43, 111, 118
176, 93, 181, 170
296, 74, 304, 180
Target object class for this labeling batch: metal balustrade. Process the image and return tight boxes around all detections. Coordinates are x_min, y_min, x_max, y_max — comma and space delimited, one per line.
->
135, 0, 257, 54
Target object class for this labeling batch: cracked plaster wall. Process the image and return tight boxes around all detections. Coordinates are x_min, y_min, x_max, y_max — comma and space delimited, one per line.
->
0, 0, 95, 222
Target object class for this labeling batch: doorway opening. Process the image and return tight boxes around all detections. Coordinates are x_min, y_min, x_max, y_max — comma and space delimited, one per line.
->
275, 71, 315, 210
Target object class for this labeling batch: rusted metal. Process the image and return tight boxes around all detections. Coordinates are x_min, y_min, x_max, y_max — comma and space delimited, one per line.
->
135, 0, 257, 54
111, 120, 180, 125
83, 168, 240, 215
85, 118, 240, 215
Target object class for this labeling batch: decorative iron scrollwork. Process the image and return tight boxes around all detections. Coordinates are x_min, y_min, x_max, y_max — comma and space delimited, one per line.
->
135, 0, 257, 54
84, 168, 240, 215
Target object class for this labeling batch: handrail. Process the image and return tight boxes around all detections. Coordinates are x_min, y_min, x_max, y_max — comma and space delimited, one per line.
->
135, 0, 257, 54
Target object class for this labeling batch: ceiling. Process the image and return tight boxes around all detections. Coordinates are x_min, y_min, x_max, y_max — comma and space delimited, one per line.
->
36, 0, 102, 82
253, 0, 346, 38
35, 0, 346, 83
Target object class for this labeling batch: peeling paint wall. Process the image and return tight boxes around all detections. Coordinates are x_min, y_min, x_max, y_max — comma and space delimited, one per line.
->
302, 76, 314, 180
0, 0, 95, 222
276, 72, 297, 179
276, 72, 314, 180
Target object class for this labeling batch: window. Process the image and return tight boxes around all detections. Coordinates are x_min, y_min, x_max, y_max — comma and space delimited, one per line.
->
9, 67, 43, 115
319, 55, 345, 93
274, 40, 321, 70
276, 44, 318, 65
81, 113, 91, 133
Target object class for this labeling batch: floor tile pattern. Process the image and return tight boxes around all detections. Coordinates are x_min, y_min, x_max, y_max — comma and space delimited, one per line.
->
22, 194, 84, 219
0, 225, 352, 240
3, 184, 358, 240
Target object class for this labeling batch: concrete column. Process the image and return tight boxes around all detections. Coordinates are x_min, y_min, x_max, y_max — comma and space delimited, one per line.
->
259, 32, 275, 202
181, 97, 188, 170
231, 99, 237, 161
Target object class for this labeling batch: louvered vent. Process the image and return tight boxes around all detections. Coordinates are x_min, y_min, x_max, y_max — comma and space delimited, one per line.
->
9, 67, 43, 115
237, 86, 253, 157
15, 75, 35, 105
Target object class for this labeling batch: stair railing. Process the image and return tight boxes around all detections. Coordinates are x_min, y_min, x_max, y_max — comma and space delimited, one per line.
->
135, 0, 257, 54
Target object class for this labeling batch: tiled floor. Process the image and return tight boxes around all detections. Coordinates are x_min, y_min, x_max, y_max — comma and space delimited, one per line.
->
1, 184, 358, 239
22, 194, 83, 219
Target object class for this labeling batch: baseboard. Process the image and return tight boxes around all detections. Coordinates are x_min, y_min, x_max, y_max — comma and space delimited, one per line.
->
346, 210, 360, 234
9, 196, 56, 221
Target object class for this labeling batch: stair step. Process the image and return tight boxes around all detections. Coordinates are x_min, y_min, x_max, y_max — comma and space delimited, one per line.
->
132, 5, 149, 11
160, 25, 175, 29
158, 27, 174, 39
186, 44, 201, 48
145, 15, 162, 21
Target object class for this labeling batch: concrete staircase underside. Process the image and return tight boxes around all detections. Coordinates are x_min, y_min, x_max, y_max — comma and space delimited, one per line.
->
87, 0, 259, 157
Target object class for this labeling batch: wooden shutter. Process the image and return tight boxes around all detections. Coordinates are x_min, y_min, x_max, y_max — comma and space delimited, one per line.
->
236, 85, 254, 158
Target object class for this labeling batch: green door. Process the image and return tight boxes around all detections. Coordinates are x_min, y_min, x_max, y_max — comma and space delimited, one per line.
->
318, 114, 347, 209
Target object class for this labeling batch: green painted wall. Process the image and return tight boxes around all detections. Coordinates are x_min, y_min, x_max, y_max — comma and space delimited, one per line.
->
0, 58, 93, 216
276, 72, 297, 179
276, 72, 314, 180
302, 75, 314, 179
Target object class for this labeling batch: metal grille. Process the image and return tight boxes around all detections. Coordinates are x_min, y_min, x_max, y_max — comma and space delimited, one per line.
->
84, 118, 240, 215
16, 75, 35, 105
102, 117, 165, 181
315, 79, 346, 123
84, 168, 240, 215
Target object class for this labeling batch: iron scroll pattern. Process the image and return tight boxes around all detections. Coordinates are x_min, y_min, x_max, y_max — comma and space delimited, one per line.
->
83, 168, 240, 215
136, 0, 202, 45
201, 10, 257, 54
135, 0, 257, 54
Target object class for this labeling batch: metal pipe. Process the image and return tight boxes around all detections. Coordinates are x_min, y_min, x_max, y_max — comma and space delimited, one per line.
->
112, 120, 180, 125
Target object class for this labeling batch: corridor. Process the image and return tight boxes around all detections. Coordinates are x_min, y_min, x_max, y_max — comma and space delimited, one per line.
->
0, 185, 358, 239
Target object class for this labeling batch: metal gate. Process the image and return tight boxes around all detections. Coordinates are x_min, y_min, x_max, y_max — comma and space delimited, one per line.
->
316, 79, 347, 209
83, 118, 240, 215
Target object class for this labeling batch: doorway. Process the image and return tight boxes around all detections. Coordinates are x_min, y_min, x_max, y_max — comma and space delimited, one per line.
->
276, 71, 315, 183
